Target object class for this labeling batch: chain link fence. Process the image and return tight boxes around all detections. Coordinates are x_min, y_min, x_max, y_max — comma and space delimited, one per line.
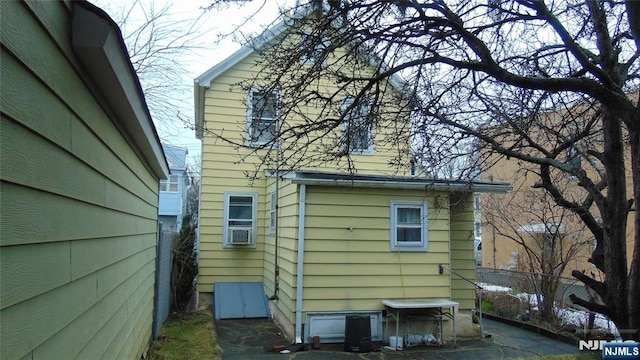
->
475, 267, 618, 338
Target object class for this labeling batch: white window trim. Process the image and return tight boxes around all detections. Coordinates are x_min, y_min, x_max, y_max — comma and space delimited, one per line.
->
269, 190, 277, 234
300, 31, 328, 67
390, 201, 428, 252
223, 192, 258, 248
341, 97, 373, 155
246, 88, 280, 148
160, 174, 179, 192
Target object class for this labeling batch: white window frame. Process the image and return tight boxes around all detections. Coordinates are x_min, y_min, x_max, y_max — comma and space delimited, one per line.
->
341, 97, 373, 154
223, 192, 258, 248
474, 195, 481, 211
247, 88, 280, 147
390, 201, 428, 252
475, 222, 482, 239
269, 190, 277, 234
160, 174, 179, 192
300, 31, 328, 66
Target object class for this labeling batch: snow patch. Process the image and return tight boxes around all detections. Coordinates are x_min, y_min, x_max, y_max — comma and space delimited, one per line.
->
480, 282, 620, 338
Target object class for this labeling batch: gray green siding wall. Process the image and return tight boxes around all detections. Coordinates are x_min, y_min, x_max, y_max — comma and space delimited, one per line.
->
1, 1, 161, 358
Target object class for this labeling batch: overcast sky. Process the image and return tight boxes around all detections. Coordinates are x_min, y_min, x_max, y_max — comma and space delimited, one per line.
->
91, 0, 289, 163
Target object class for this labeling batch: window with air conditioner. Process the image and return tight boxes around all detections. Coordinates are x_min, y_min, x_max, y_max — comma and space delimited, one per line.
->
223, 192, 258, 248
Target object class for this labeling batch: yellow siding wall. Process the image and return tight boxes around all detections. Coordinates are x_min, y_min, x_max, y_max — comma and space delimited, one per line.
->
200, 50, 411, 175
262, 181, 299, 326
1, 1, 158, 358
198, 54, 267, 291
197, 23, 478, 332
301, 186, 451, 313
198, 48, 412, 294
450, 193, 476, 310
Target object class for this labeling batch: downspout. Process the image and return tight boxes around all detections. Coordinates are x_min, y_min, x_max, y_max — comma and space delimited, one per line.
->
269, 172, 280, 300
270, 142, 282, 300
294, 184, 307, 344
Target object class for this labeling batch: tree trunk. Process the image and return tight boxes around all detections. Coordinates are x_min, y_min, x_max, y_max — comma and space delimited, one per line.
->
601, 109, 631, 338
539, 274, 558, 321
627, 121, 640, 341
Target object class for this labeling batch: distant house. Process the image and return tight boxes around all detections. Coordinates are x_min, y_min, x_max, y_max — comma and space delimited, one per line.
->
0, 1, 168, 359
480, 120, 636, 276
193, 7, 511, 345
159, 144, 189, 232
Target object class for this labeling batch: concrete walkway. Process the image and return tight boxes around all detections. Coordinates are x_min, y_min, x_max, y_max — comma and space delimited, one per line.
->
215, 317, 584, 359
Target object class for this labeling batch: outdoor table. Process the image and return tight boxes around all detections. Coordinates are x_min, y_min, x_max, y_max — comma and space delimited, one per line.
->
382, 299, 459, 349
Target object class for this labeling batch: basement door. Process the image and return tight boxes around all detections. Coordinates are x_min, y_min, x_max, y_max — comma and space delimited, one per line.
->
213, 282, 271, 320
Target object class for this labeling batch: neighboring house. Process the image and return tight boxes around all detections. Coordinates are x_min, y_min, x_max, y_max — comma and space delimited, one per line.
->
0, 1, 168, 359
159, 144, 189, 233
479, 114, 636, 278
193, 8, 510, 344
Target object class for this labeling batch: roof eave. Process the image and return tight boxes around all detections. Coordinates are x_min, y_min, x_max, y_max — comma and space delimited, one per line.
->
72, 1, 169, 179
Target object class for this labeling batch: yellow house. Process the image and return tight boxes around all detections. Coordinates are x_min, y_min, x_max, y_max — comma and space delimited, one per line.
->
1, 1, 168, 358
194, 8, 510, 344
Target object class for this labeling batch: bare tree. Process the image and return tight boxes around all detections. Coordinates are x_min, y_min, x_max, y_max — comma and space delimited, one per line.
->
94, 0, 212, 138
484, 168, 592, 321
171, 163, 200, 312
205, 0, 639, 339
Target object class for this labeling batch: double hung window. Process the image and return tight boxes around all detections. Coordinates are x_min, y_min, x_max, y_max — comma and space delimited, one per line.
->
247, 89, 280, 146
342, 97, 372, 154
159, 174, 179, 192
390, 201, 428, 252
300, 32, 328, 66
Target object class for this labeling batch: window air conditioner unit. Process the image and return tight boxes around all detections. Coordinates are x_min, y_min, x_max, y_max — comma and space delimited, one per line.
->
228, 228, 252, 245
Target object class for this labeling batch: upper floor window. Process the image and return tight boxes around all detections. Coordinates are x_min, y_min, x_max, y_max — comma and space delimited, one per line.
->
247, 88, 280, 146
223, 192, 258, 248
342, 97, 372, 154
160, 174, 179, 192
390, 201, 428, 252
300, 32, 327, 66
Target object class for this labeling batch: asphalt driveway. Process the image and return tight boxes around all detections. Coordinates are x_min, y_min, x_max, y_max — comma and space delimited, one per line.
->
215, 317, 585, 359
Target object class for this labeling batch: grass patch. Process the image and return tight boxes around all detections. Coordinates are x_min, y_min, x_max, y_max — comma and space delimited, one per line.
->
147, 311, 222, 360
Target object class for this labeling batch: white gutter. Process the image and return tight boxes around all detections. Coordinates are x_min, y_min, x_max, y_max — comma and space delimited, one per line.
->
294, 184, 307, 343
288, 177, 511, 194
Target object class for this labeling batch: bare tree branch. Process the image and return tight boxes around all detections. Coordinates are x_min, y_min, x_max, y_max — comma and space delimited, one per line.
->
204, 0, 640, 339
